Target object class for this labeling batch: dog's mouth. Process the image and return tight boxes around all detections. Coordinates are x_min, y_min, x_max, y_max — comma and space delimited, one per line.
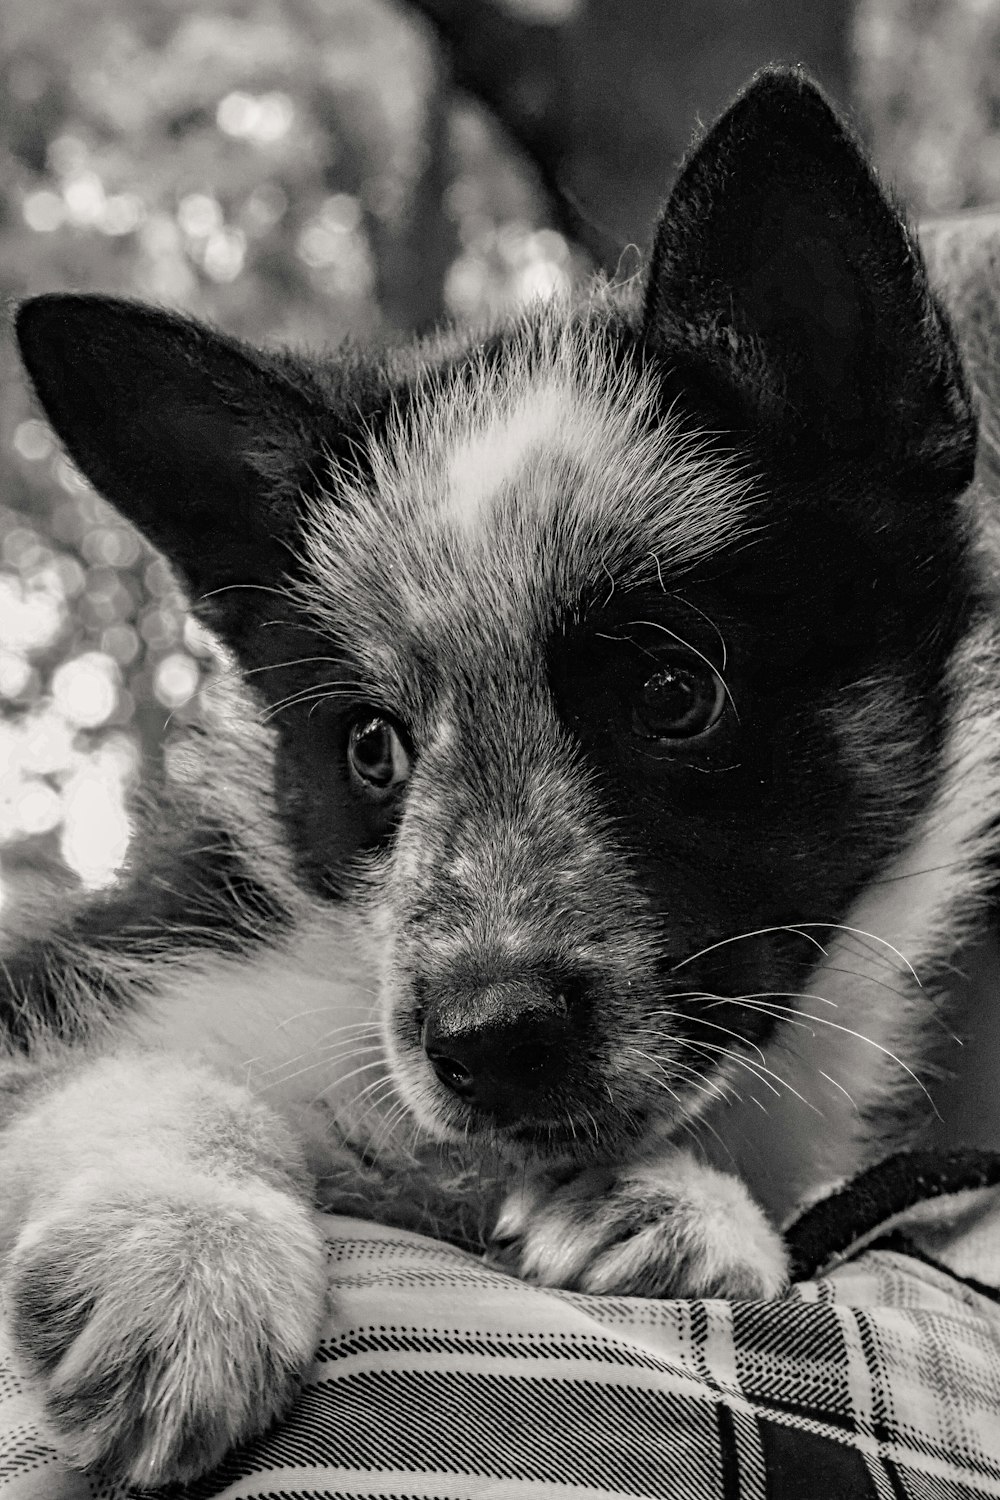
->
391, 975, 732, 1160
499, 1109, 652, 1158
414, 1039, 668, 1164
386, 936, 791, 1158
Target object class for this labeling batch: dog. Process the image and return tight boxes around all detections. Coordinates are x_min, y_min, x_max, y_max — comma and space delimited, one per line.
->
4, 66, 1000, 1487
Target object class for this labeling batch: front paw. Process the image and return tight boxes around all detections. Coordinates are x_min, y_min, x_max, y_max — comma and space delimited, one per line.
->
490, 1152, 787, 1300
4, 1172, 327, 1488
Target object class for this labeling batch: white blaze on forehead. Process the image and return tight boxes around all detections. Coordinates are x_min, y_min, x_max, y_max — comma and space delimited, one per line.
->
441, 380, 583, 532
298, 305, 761, 650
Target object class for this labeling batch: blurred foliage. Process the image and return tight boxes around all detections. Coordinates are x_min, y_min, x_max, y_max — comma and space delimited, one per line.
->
857, 0, 1000, 214
0, 0, 580, 905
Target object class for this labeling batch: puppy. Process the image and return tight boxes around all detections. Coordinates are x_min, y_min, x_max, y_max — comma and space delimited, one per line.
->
5, 67, 1000, 1486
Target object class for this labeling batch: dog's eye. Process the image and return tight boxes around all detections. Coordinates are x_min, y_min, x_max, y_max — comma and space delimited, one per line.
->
347, 715, 411, 797
632, 660, 726, 741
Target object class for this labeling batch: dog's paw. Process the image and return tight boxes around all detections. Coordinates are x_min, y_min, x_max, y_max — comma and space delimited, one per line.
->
490, 1151, 787, 1300
4, 1172, 327, 1488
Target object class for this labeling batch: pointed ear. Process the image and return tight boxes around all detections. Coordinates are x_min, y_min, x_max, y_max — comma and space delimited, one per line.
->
645, 69, 974, 480
15, 294, 332, 644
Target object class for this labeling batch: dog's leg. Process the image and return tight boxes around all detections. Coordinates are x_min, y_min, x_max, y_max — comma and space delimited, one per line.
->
0, 1049, 327, 1488
490, 1147, 788, 1299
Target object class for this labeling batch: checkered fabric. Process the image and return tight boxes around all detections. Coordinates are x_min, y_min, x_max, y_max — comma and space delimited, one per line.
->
2, 1182, 1000, 1500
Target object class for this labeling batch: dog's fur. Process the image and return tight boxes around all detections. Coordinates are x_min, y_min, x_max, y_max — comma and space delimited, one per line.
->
5, 69, 1000, 1486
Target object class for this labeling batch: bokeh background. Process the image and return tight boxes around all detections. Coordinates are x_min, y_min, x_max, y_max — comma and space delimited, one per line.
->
1, 0, 998, 908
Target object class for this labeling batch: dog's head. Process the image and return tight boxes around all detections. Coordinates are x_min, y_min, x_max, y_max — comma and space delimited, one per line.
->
16, 71, 977, 1160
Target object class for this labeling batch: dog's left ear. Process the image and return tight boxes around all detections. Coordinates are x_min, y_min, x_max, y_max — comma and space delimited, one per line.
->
14, 294, 340, 655
645, 68, 974, 483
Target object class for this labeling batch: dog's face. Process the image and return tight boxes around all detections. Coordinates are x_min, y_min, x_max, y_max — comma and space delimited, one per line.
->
15, 71, 977, 1162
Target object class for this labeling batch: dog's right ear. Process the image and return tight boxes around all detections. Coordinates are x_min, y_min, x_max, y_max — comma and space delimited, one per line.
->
15, 294, 336, 647
644, 69, 974, 488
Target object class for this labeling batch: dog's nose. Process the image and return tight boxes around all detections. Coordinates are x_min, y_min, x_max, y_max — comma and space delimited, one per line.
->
421, 979, 571, 1121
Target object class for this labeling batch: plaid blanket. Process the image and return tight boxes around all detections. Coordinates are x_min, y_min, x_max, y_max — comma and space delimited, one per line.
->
1, 1153, 999, 1499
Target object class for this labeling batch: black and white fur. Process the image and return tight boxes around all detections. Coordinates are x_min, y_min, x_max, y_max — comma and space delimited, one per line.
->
5, 69, 1000, 1487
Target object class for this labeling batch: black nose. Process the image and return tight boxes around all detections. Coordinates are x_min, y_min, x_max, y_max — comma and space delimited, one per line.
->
421, 979, 572, 1122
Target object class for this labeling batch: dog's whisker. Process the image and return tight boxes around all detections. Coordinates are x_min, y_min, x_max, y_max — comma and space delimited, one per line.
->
645, 1006, 770, 1066
627, 1046, 729, 1105
671, 925, 826, 970
260, 682, 371, 721
714, 996, 939, 1117
318, 1056, 389, 1097
817, 1070, 861, 1113
253, 1041, 383, 1088
275, 1010, 379, 1033
244, 655, 347, 677
671, 921, 920, 985
353, 1080, 409, 1156
672, 1037, 782, 1097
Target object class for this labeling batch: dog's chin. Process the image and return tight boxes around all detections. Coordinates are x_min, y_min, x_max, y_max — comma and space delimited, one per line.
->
387, 1040, 677, 1165
425, 1093, 656, 1169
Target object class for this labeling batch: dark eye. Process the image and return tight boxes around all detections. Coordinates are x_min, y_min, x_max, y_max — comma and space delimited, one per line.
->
347, 715, 411, 798
632, 659, 727, 741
